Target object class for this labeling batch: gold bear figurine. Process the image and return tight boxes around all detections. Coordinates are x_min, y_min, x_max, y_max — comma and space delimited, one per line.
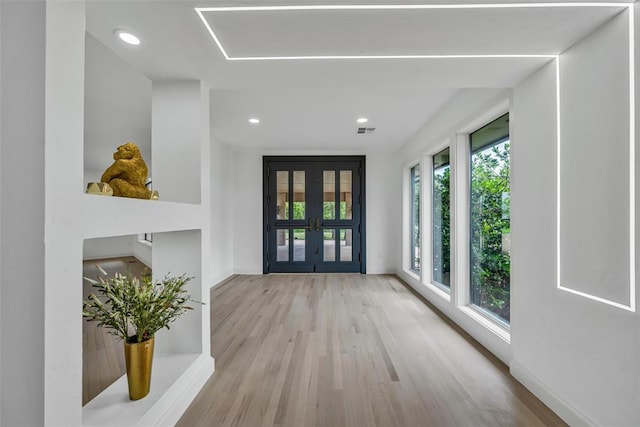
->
101, 142, 152, 199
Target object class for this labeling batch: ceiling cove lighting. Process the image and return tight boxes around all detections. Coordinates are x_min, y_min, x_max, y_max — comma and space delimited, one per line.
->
114, 29, 140, 46
357, 117, 369, 123
197, 3, 629, 12
194, 3, 629, 61
248, 118, 260, 124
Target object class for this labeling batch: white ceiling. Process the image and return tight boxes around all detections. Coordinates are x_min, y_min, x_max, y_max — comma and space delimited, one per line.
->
200, 6, 621, 58
210, 87, 458, 149
85, 1, 629, 152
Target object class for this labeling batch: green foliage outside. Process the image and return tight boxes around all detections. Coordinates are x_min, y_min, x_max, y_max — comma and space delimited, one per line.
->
323, 201, 348, 220
433, 166, 450, 286
289, 201, 347, 222
293, 202, 304, 220
470, 141, 511, 322
82, 268, 196, 343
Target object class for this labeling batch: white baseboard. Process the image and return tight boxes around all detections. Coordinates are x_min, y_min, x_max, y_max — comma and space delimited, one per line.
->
210, 271, 234, 289
509, 360, 595, 427
233, 269, 262, 275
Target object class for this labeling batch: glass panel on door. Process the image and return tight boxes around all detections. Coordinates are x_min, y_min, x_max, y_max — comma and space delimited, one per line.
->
323, 229, 336, 262
276, 171, 289, 220
293, 228, 306, 261
276, 229, 289, 261
323, 170, 335, 220
293, 171, 305, 220
340, 171, 352, 220
340, 229, 353, 262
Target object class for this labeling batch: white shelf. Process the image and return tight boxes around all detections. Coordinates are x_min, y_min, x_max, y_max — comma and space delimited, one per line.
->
82, 353, 214, 427
80, 194, 206, 239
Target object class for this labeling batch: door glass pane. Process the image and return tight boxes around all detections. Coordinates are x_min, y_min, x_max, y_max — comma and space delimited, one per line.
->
470, 113, 510, 325
323, 229, 336, 262
293, 229, 305, 261
433, 148, 451, 288
293, 171, 305, 220
323, 170, 335, 220
276, 171, 289, 220
276, 229, 289, 261
340, 229, 352, 262
340, 171, 352, 220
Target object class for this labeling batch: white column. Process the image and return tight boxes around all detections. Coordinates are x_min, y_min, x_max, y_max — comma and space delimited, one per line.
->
0, 1, 47, 425
43, 1, 86, 425
152, 81, 203, 204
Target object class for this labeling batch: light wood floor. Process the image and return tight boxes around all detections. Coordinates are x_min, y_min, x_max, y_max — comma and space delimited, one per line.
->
82, 257, 149, 405
178, 274, 566, 427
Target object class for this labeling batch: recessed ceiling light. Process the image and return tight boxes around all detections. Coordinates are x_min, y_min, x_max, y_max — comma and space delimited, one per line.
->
357, 117, 369, 124
114, 29, 141, 46
249, 118, 260, 124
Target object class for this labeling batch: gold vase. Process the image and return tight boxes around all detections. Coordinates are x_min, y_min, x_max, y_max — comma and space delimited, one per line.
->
124, 337, 155, 400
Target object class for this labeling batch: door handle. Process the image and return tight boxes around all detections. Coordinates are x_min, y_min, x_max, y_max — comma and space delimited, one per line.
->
315, 217, 321, 231
306, 217, 313, 231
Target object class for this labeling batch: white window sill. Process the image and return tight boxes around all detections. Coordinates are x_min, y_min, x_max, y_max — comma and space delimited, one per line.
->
404, 269, 421, 282
425, 282, 451, 302
457, 305, 511, 343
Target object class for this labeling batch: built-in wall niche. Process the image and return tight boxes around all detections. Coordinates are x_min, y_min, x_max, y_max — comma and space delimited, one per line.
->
82, 230, 203, 424
82, 235, 152, 405
83, 31, 203, 205
83, 32, 153, 191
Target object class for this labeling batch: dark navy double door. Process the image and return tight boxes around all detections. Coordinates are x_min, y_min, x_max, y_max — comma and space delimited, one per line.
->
263, 156, 365, 273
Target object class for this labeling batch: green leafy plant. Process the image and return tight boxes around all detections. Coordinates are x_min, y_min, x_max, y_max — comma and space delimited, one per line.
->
82, 268, 196, 343
470, 142, 511, 322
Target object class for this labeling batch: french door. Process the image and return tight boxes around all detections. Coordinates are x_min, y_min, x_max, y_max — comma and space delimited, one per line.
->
263, 156, 366, 273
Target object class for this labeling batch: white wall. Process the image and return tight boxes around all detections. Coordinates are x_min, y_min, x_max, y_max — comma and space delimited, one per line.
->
0, 1, 46, 426
153, 230, 202, 355
231, 149, 263, 274
133, 238, 153, 267
152, 81, 202, 204
365, 152, 400, 274
510, 9, 639, 426
559, 11, 631, 306
83, 235, 152, 267
209, 99, 234, 283
83, 235, 135, 260
84, 33, 152, 182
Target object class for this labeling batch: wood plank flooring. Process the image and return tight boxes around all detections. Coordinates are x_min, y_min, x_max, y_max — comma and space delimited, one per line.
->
82, 257, 149, 406
178, 274, 566, 427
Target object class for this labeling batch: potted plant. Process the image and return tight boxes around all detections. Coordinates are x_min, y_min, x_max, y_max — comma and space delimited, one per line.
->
82, 268, 196, 400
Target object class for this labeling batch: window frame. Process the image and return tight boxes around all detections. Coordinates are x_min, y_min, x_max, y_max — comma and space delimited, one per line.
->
431, 146, 452, 292
454, 99, 511, 335
409, 163, 422, 274
403, 160, 422, 280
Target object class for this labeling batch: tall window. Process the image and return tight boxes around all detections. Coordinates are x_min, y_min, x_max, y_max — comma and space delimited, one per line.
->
410, 164, 421, 273
432, 148, 450, 288
470, 113, 510, 325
